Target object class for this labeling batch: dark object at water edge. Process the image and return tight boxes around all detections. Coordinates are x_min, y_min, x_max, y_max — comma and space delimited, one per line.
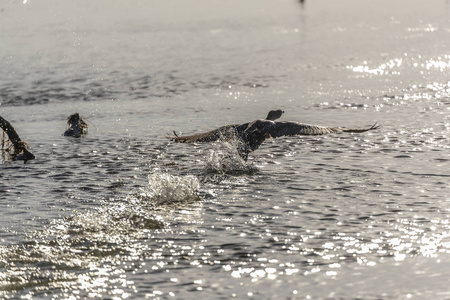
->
0, 115, 35, 162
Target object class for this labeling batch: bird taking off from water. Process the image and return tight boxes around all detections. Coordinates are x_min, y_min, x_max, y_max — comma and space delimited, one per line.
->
171, 110, 379, 160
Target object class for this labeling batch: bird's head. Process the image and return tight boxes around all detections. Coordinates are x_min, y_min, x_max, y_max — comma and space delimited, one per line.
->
266, 109, 284, 121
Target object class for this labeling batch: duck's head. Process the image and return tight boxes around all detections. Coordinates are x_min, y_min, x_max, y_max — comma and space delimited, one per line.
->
265, 109, 284, 121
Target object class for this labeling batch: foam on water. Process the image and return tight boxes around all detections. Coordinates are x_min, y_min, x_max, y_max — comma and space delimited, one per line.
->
49, 172, 201, 236
204, 141, 259, 175
144, 172, 201, 205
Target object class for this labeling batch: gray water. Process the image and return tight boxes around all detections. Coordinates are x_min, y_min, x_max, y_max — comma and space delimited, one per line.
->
1, 0, 450, 299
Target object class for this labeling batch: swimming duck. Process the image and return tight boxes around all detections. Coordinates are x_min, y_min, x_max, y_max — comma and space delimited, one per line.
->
64, 113, 88, 138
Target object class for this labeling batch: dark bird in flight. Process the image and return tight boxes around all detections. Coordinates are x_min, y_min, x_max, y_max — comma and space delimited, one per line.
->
172, 110, 379, 160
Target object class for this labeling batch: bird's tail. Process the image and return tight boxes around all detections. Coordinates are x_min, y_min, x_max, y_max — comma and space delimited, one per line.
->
341, 122, 380, 133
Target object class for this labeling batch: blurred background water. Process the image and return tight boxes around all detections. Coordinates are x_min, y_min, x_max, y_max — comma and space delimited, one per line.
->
1, 0, 449, 299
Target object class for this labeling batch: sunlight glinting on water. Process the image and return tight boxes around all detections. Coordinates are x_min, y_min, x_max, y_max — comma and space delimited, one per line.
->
0, 172, 207, 298
347, 58, 403, 75
347, 55, 450, 77
407, 23, 439, 32
2, 0, 450, 298
219, 207, 450, 278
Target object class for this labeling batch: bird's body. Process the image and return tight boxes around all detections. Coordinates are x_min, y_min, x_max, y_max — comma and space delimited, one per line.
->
172, 110, 379, 160
64, 113, 88, 138
172, 110, 285, 144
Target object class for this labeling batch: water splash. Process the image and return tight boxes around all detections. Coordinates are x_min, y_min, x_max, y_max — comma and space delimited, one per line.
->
53, 172, 201, 236
0, 172, 202, 298
142, 172, 201, 205
204, 145, 258, 175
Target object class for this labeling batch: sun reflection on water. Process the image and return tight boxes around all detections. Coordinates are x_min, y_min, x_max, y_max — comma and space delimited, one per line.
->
0, 172, 203, 299
347, 55, 450, 77
348, 58, 403, 75
212, 211, 450, 286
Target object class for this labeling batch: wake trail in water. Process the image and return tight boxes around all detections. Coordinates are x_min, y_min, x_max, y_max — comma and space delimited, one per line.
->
0, 172, 202, 299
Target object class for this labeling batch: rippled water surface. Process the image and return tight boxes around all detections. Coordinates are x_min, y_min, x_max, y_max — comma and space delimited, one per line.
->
1, 0, 450, 299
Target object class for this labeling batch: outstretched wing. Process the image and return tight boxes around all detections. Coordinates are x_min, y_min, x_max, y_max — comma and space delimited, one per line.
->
268, 122, 380, 138
171, 124, 240, 143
